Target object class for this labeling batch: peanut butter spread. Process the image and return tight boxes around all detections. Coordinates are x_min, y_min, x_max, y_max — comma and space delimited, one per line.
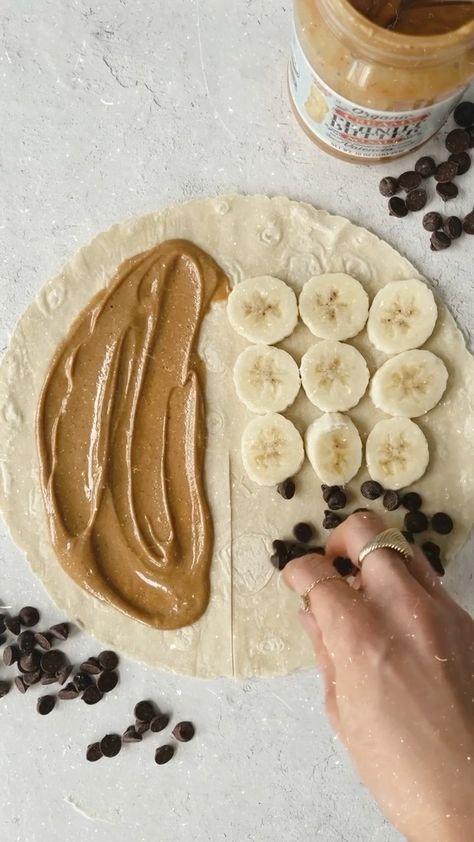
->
37, 239, 229, 630
351, 0, 474, 34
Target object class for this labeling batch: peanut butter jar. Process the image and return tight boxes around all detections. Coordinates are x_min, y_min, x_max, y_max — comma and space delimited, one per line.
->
289, 0, 474, 162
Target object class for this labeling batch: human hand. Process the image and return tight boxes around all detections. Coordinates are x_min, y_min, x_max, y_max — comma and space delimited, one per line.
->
283, 512, 474, 842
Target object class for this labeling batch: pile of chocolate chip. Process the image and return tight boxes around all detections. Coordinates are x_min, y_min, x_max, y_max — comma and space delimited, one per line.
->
379, 100, 474, 251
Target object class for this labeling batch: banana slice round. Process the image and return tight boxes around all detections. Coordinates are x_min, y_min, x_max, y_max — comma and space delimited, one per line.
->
300, 340, 369, 412
371, 350, 448, 418
227, 275, 298, 344
367, 279, 437, 354
233, 345, 300, 414
241, 413, 304, 486
299, 273, 369, 341
366, 417, 429, 490
305, 412, 362, 485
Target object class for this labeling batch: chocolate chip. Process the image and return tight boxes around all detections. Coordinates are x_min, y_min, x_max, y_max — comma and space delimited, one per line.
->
422, 212, 443, 232
86, 742, 103, 762
40, 673, 57, 686
73, 671, 92, 691
135, 720, 150, 735
292, 522, 314, 543
435, 161, 458, 183
3, 644, 19, 666
379, 176, 399, 197
430, 231, 451, 251
155, 745, 174, 765
270, 540, 289, 571
431, 512, 453, 535
49, 623, 70, 641
468, 126, 474, 148
0, 680, 11, 698
56, 664, 73, 686
5, 616, 21, 636
436, 182, 458, 202
401, 492, 422, 511
405, 189, 427, 212
172, 721, 195, 742
454, 100, 474, 128
97, 670, 118, 694
388, 197, 408, 217
445, 128, 470, 154
80, 658, 101, 675
150, 714, 170, 733
449, 151, 471, 175
423, 544, 445, 576
14, 676, 28, 694
40, 649, 66, 674
23, 670, 42, 686
0, 615, 5, 634
134, 700, 156, 723
82, 685, 103, 705
0, 634, 6, 646
58, 683, 81, 700
402, 530, 415, 544
415, 156, 436, 178
19, 651, 41, 673
322, 484, 340, 503
37, 695, 56, 715
286, 543, 311, 560
322, 511, 342, 530
398, 170, 422, 191
327, 488, 347, 510
333, 556, 355, 577
383, 490, 400, 511
404, 511, 428, 534
443, 216, 463, 239
361, 480, 383, 500
17, 630, 36, 652
462, 211, 474, 234
306, 546, 325, 556
122, 726, 143, 743
277, 479, 295, 500
100, 734, 122, 758
34, 632, 53, 650
18, 606, 40, 628
98, 650, 119, 671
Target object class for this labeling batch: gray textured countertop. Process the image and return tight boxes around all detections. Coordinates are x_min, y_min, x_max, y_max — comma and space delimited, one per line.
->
0, 2, 473, 841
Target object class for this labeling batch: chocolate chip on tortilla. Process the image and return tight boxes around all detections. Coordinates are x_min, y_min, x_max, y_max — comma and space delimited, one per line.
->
361, 480, 383, 500
0, 681, 11, 698
97, 670, 118, 694
58, 683, 81, 700
5, 616, 21, 636
122, 726, 143, 743
3, 644, 19, 666
150, 714, 170, 733
422, 542, 445, 576
40, 649, 66, 675
98, 650, 119, 671
37, 695, 56, 715
405, 189, 427, 212
462, 211, 474, 234
73, 671, 93, 692
422, 212, 443, 232
415, 156, 436, 178
379, 176, 399, 197
404, 511, 428, 534
17, 631, 36, 653
49, 623, 70, 641
453, 100, 474, 128
436, 182, 458, 202
401, 492, 422, 511
155, 745, 174, 765
448, 151, 471, 175
430, 231, 451, 251
86, 742, 103, 762
82, 685, 103, 705
134, 700, 156, 723
18, 606, 40, 628
14, 676, 28, 694
333, 557, 355, 577
383, 490, 400, 511
80, 658, 101, 675
435, 161, 459, 183
445, 128, 470, 154
443, 216, 463, 239
56, 664, 73, 686
398, 170, 422, 191
172, 721, 195, 742
277, 479, 295, 500
322, 511, 342, 530
388, 197, 408, 218
326, 488, 347, 510
34, 632, 53, 650
431, 512, 453, 535
292, 522, 314, 543
100, 734, 122, 758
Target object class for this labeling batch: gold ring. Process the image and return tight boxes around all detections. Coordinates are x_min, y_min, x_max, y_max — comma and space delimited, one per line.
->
301, 576, 349, 612
358, 528, 414, 568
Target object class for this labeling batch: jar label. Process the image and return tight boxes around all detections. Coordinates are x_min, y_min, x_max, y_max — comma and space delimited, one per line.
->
289, 28, 466, 159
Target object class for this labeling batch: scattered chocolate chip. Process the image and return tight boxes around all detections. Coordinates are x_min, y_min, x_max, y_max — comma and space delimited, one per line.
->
3, 644, 19, 666
449, 151, 471, 175
18, 606, 40, 628
14, 676, 28, 694
383, 490, 400, 511
150, 714, 170, 733
56, 664, 73, 686
19, 651, 41, 673
422, 211, 443, 232
431, 512, 453, 535
286, 543, 310, 560
98, 650, 119, 671
402, 530, 415, 544
404, 511, 428, 534
122, 726, 143, 743
136, 720, 150, 735
292, 522, 314, 543
73, 671, 92, 691
82, 685, 103, 705
453, 100, 474, 128
423, 544, 445, 576
23, 670, 42, 687
58, 683, 81, 700
398, 170, 422, 191
430, 231, 451, 251
36, 695, 56, 715
5, 616, 21, 636
0, 680, 11, 698
333, 557, 355, 577
436, 182, 458, 202
277, 479, 295, 500
462, 211, 474, 234
270, 539, 289, 571
86, 742, 103, 762
443, 216, 463, 239
155, 745, 174, 765
327, 488, 347, 510
388, 196, 408, 217
80, 658, 101, 675
40, 649, 66, 674
40, 673, 57, 686
405, 188, 427, 212
0, 634, 6, 646
445, 128, 470, 154
306, 546, 325, 555
361, 480, 383, 500
379, 176, 399, 197
322, 511, 342, 530
435, 161, 458, 183
401, 492, 422, 511
415, 156, 436, 178
134, 700, 156, 723
34, 632, 53, 650
468, 126, 474, 148
322, 484, 339, 503
17, 630, 36, 652
49, 623, 70, 641
172, 721, 195, 742
100, 734, 122, 758
97, 670, 118, 694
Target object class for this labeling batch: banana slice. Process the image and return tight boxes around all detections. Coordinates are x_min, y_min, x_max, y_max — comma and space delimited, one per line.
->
233, 345, 300, 414
300, 340, 369, 412
371, 350, 448, 418
227, 275, 298, 344
299, 273, 369, 340
367, 279, 437, 354
305, 413, 362, 485
241, 413, 304, 486
366, 417, 429, 490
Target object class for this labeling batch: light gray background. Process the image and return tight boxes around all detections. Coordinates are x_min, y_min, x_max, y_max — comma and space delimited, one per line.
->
0, 2, 473, 841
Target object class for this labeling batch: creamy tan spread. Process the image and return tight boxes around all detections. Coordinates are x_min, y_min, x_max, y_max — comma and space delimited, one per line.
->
37, 239, 229, 630
352, 1, 474, 35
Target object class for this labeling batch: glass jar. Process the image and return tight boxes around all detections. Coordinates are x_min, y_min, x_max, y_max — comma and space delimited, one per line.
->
289, 0, 474, 162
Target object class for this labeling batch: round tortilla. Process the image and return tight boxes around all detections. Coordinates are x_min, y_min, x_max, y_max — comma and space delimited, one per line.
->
1, 194, 473, 678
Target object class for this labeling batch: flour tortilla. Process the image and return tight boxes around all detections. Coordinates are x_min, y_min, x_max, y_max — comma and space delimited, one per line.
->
1, 194, 473, 678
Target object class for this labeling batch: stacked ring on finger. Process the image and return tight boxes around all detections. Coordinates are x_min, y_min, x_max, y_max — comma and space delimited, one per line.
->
358, 528, 414, 567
